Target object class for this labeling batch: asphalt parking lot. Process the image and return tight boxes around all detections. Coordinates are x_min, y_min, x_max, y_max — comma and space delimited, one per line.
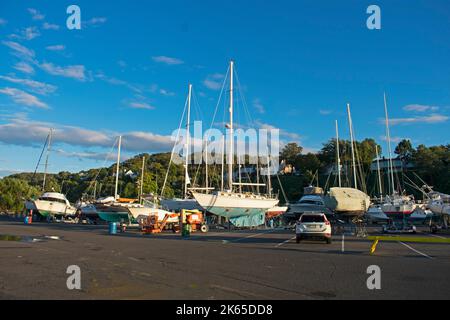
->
1, 218, 450, 299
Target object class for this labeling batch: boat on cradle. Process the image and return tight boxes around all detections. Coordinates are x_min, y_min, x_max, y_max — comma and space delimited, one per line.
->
323, 114, 371, 219
285, 186, 333, 222
427, 192, 450, 217
366, 205, 389, 223
33, 192, 77, 217
192, 60, 279, 228
266, 206, 288, 219
324, 187, 370, 217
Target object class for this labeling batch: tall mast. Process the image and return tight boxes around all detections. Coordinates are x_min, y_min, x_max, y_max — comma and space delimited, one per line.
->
42, 128, 53, 191
347, 104, 358, 189
335, 120, 342, 187
221, 135, 225, 191
140, 155, 145, 204
228, 60, 234, 191
114, 135, 122, 200
384, 92, 395, 195
375, 145, 383, 201
267, 152, 272, 197
205, 137, 209, 194
184, 84, 192, 199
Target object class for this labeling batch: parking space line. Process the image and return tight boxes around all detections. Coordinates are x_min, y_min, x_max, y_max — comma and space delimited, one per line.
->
399, 241, 434, 260
275, 236, 296, 247
425, 233, 446, 239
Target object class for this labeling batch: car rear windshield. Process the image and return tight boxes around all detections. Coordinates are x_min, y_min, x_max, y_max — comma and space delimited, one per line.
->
301, 215, 325, 223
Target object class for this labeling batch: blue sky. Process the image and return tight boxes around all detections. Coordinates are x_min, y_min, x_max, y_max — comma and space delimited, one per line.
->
0, 0, 449, 176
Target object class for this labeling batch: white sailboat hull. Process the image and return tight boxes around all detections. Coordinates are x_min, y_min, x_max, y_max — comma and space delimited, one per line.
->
33, 200, 77, 217
160, 198, 202, 211
127, 206, 179, 223
192, 192, 279, 218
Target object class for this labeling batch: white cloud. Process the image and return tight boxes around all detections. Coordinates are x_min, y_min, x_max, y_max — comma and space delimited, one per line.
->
152, 56, 184, 65
254, 120, 301, 141
0, 117, 173, 153
27, 8, 45, 21
117, 60, 127, 68
2, 41, 35, 59
253, 98, 265, 114
42, 22, 59, 30
129, 102, 155, 110
0, 87, 49, 109
0, 76, 57, 95
319, 109, 332, 115
387, 114, 449, 125
159, 88, 175, 96
203, 73, 225, 90
17, 26, 41, 40
403, 104, 439, 112
380, 135, 411, 144
0, 18, 7, 26
39, 62, 87, 81
13, 62, 35, 75
95, 72, 142, 93
46, 44, 65, 51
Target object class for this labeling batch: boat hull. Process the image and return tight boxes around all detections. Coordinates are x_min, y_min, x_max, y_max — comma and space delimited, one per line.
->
127, 206, 179, 223
324, 187, 370, 216
160, 198, 202, 211
33, 200, 77, 217
192, 192, 279, 219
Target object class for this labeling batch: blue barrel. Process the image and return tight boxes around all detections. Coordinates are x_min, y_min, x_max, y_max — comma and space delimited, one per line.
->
24, 216, 29, 224
109, 222, 117, 234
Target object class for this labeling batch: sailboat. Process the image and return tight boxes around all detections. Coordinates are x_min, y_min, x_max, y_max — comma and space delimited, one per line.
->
94, 135, 132, 223
29, 129, 77, 218
191, 61, 279, 227
323, 109, 371, 217
160, 84, 202, 212
380, 93, 417, 218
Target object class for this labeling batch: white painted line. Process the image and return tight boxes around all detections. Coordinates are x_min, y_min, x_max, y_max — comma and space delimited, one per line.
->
275, 236, 296, 247
426, 233, 446, 239
341, 234, 345, 252
399, 241, 434, 260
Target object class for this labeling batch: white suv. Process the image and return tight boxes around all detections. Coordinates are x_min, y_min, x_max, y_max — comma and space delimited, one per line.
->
296, 212, 332, 244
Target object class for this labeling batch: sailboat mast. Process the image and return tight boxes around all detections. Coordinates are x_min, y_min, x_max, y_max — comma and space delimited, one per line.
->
114, 135, 122, 200
267, 152, 272, 197
347, 104, 358, 189
221, 135, 225, 191
42, 128, 53, 191
228, 60, 234, 191
375, 145, 383, 201
184, 84, 192, 199
205, 137, 209, 194
384, 92, 395, 195
335, 120, 342, 187
140, 155, 145, 204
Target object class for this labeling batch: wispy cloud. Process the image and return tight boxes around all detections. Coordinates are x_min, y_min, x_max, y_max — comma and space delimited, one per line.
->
27, 8, 45, 21
203, 73, 224, 90
129, 102, 155, 110
319, 109, 332, 115
386, 114, 449, 126
0, 18, 7, 26
13, 62, 35, 75
159, 88, 175, 97
380, 135, 411, 144
254, 120, 301, 141
2, 41, 35, 59
403, 104, 439, 112
253, 98, 265, 114
39, 62, 87, 81
152, 56, 184, 65
42, 22, 59, 30
81, 17, 107, 28
0, 76, 57, 95
0, 87, 49, 109
95, 72, 141, 93
45, 44, 65, 51
12, 26, 41, 40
